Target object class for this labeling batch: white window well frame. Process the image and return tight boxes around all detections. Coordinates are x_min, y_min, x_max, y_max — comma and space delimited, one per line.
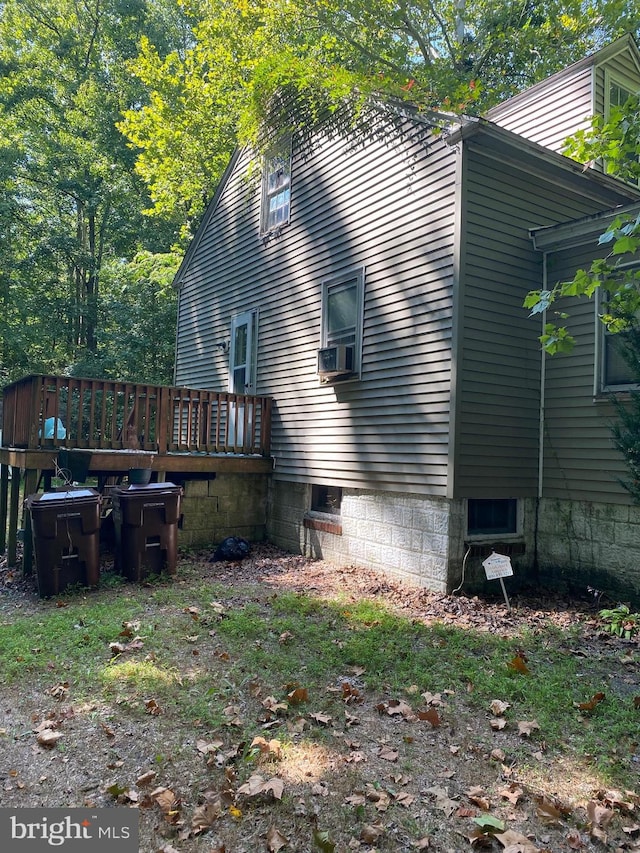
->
261, 137, 292, 235
319, 266, 365, 382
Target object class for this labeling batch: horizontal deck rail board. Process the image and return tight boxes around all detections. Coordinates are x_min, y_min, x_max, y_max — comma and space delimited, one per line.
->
2, 375, 273, 457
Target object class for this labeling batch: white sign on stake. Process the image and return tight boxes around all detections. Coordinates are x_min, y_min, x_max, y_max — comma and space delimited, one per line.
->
482, 551, 513, 611
482, 552, 513, 580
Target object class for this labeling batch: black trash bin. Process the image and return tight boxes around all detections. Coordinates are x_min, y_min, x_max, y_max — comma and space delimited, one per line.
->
26, 488, 101, 597
111, 483, 182, 582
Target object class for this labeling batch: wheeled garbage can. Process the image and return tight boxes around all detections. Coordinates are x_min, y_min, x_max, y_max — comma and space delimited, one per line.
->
26, 488, 101, 597
111, 483, 182, 582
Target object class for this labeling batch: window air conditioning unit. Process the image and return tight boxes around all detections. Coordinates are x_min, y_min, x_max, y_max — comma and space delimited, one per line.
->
317, 344, 355, 377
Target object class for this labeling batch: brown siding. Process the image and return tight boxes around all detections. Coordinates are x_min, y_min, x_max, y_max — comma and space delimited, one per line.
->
175, 123, 458, 496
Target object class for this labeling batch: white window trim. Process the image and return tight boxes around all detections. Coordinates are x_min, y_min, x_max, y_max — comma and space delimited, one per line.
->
320, 265, 365, 382
260, 138, 292, 236
604, 68, 638, 119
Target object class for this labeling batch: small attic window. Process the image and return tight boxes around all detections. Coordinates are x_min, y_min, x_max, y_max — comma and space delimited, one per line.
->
261, 138, 291, 234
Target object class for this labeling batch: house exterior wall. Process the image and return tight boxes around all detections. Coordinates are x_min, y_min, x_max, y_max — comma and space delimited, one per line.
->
536, 498, 640, 603
453, 136, 636, 500
541, 242, 631, 505
487, 38, 640, 156
267, 479, 462, 591
175, 119, 459, 498
486, 65, 594, 153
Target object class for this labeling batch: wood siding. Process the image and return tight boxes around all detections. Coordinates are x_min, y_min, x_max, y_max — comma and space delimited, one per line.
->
175, 122, 458, 495
542, 244, 634, 505
453, 136, 639, 499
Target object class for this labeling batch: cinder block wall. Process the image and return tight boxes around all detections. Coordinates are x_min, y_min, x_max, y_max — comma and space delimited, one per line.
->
536, 498, 640, 603
267, 480, 454, 591
178, 473, 268, 548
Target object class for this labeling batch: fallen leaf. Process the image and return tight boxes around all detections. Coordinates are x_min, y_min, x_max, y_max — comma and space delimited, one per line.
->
145, 698, 162, 716
237, 774, 267, 797
312, 827, 335, 853
251, 736, 282, 759
426, 786, 458, 817
494, 828, 539, 851
490, 699, 510, 716
287, 686, 309, 704
36, 730, 62, 748
263, 778, 285, 800
575, 692, 605, 712
500, 784, 523, 805
566, 829, 584, 849
191, 800, 222, 833
237, 774, 284, 800
473, 814, 505, 832
376, 746, 399, 762
467, 787, 491, 810
507, 654, 530, 674
136, 770, 157, 787
309, 712, 332, 725
535, 797, 563, 824
517, 720, 540, 737
196, 738, 224, 754
417, 707, 441, 727
413, 837, 431, 849
360, 823, 384, 844
150, 786, 179, 814
491, 718, 507, 731
267, 825, 289, 852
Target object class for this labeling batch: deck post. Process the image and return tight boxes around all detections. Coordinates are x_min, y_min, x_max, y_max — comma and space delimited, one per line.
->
0, 462, 8, 553
22, 468, 38, 576
7, 466, 21, 567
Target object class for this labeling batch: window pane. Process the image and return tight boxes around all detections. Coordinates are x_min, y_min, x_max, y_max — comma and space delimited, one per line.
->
327, 283, 357, 336
234, 324, 247, 361
604, 333, 634, 386
467, 499, 517, 536
610, 82, 633, 108
311, 484, 342, 514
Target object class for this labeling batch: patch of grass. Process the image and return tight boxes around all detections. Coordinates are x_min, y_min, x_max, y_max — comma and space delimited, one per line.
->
0, 574, 637, 788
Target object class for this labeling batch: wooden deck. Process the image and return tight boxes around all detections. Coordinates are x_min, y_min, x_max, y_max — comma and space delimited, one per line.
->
1, 375, 274, 570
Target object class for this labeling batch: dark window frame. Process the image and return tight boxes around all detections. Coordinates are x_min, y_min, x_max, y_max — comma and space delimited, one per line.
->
467, 498, 518, 537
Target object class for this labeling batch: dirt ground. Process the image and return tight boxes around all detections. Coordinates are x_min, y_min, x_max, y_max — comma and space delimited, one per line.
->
0, 544, 639, 853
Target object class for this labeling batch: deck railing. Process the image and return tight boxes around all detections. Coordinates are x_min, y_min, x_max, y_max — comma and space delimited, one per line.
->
1, 375, 272, 456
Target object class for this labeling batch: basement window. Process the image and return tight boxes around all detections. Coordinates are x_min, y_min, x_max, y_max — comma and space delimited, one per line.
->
467, 499, 517, 537
311, 484, 342, 515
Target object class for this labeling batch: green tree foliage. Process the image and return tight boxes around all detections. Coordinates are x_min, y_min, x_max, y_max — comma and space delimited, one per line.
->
524, 92, 640, 354
0, 0, 185, 384
119, 0, 613, 225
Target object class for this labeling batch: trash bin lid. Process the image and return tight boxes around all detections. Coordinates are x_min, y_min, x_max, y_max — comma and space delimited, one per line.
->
38, 488, 98, 501
117, 482, 181, 494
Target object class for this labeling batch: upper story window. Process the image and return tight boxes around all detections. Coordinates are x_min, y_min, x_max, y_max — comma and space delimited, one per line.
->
318, 266, 365, 382
604, 70, 640, 186
261, 139, 291, 234
606, 73, 635, 114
